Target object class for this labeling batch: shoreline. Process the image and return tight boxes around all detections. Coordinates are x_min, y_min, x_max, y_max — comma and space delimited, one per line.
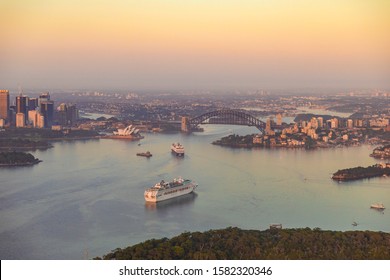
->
0, 159, 42, 167
332, 165, 390, 182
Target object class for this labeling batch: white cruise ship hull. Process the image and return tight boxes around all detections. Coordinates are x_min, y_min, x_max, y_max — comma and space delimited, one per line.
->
144, 181, 197, 202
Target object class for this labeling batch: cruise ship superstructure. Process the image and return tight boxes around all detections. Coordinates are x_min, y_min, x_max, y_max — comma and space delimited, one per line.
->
144, 178, 197, 202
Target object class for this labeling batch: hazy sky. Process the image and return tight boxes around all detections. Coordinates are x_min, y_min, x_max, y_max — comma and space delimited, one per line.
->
1, 0, 389, 91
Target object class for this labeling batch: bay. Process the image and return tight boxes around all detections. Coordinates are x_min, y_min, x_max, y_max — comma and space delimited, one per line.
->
0, 124, 389, 259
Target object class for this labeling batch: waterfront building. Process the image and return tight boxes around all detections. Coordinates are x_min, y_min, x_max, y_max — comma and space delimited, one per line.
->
310, 117, 318, 130
317, 117, 324, 128
253, 134, 263, 144
265, 118, 275, 135
0, 89, 10, 123
308, 128, 318, 139
354, 119, 364, 127
347, 119, 353, 128
369, 118, 389, 127
330, 118, 339, 129
16, 113, 25, 128
276, 113, 282, 126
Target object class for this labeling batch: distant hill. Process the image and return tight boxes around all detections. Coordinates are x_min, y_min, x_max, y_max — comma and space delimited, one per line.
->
97, 227, 390, 260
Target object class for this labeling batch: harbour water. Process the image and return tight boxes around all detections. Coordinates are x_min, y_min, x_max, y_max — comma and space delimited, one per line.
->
0, 124, 389, 259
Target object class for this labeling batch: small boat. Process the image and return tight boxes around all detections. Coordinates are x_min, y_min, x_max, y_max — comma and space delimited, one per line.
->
136, 151, 152, 158
352, 221, 358, 226
370, 203, 385, 210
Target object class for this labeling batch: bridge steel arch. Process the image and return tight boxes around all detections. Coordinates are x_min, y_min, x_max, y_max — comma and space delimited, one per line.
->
189, 109, 265, 132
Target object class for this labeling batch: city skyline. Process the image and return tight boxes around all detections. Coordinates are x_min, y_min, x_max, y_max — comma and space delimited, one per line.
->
1, 0, 390, 91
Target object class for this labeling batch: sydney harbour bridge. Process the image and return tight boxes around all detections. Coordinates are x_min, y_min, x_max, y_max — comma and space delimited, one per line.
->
181, 108, 267, 132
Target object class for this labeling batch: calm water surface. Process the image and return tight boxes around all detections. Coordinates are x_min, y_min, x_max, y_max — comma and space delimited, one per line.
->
0, 125, 389, 259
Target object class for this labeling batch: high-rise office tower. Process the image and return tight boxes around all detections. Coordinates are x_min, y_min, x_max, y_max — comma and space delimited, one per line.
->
57, 103, 78, 126
40, 101, 54, 128
39, 92, 50, 110
0, 89, 10, 122
16, 113, 25, 127
28, 109, 45, 128
16, 95, 29, 122
57, 103, 68, 126
330, 118, 339, 129
66, 104, 78, 126
28, 98, 39, 111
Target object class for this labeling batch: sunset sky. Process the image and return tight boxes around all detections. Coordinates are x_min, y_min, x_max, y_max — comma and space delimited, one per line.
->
1, 0, 389, 91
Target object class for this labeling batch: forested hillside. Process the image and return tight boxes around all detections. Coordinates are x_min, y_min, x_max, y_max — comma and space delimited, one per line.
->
98, 227, 390, 260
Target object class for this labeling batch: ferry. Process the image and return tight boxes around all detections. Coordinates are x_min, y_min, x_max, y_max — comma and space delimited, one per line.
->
370, 203, 385, 210
171, 142, 184, 156
144, 178, 197, 202
136, 151, 152, 158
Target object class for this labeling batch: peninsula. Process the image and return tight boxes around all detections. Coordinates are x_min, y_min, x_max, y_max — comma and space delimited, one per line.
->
370, 144, 390, 159
0, 138, 52, 151
332, 163, 390, 181
0, 151, 42, 167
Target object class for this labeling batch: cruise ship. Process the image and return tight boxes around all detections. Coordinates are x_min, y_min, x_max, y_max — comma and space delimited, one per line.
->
171, 142, 184, 156
144, 178, 197, 202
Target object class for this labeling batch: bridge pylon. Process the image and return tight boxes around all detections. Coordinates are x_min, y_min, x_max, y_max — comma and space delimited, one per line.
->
181, 116, 191, 132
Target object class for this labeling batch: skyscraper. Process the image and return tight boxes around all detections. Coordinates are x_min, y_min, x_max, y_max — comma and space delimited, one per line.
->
28, 98, 39, 111
0, 89, 10, 122
40, 101, 54, 128
16, 113, 25, 128
16, 95, 29, 122
39, 92, 50, 110
66, 104, 78, 126
28, 109, 45, 128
